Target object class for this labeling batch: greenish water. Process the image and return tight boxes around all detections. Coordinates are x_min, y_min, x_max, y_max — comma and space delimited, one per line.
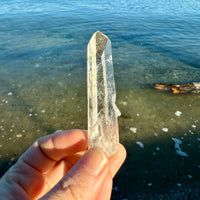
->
1, 0, 200, 198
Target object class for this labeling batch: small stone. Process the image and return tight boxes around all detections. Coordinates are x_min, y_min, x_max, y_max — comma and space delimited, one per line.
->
130, 127, 137, 133
136, 141, 144, 148
10, 157, 15, 161
172, 137, 189, 157
162, 128, 168, 132
177, 183, 182, 187
35, 63, 40, 68
16, 134, 22, 138
188, 174, 192, 179
148, 182, 152, 187
175, 111, 182, 117
119, 101, 127, 106
192, 125, 196, 128
189, 130, 194, 134
8, 92, 12, 96
41, 109, 46, 113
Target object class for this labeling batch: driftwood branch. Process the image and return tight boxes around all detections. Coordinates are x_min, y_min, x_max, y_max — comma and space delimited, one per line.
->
153, 82, 200, 94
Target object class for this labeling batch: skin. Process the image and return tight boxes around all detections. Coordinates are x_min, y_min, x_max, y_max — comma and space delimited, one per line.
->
0, 129, 126, 200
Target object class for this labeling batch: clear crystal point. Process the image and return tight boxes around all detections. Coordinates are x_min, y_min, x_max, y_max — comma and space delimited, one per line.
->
87, 31, 121, 157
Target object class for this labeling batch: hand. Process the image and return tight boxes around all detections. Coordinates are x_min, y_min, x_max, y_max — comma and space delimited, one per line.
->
0, 129, 126, 200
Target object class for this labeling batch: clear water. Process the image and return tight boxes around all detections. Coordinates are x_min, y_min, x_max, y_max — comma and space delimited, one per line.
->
0, 0, 200, 198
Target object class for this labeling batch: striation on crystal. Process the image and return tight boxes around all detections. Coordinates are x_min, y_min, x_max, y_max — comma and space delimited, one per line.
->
87, 31, 121, 157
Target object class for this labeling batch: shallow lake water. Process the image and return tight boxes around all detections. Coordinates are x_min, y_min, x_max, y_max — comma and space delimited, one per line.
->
0, 0, 200, 199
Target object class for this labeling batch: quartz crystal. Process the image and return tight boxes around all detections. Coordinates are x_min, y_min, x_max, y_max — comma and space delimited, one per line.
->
87, 31, 121, 157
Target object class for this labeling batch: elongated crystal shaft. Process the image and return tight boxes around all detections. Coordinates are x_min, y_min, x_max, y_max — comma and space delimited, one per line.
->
87, 31, 121, 157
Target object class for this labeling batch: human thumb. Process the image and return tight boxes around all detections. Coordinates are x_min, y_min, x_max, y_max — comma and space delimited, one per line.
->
39, 148, 112, 200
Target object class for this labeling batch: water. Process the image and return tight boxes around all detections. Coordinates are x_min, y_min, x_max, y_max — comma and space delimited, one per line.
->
0, 0, 200, 198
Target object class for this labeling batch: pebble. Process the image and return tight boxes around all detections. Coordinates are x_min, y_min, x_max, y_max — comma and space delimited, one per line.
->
16, 134, 22, 138
119, 101, 128, 106
136, 141, 144, 148
8, 92, 12, 96
162, 128, 168, 132
189, 130, 194, 135
192, 125, 196, 128
175, 111, 182, 117
156, 147, 160, 151
35, 63, 40, 68
130, 127, 137, 133
188, 174, 192, 179
148, 182, 153, 187
172, 137, 189, 157
177, 183, 182, 187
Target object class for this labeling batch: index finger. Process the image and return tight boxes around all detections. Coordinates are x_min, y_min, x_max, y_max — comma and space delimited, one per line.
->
20, 129, 88, 173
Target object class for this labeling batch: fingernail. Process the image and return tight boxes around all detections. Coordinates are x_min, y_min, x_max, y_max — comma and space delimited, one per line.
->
82, 148, 108, 176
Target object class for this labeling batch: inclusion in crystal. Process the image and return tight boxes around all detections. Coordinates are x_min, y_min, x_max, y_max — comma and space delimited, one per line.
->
87, 31, 121, 157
